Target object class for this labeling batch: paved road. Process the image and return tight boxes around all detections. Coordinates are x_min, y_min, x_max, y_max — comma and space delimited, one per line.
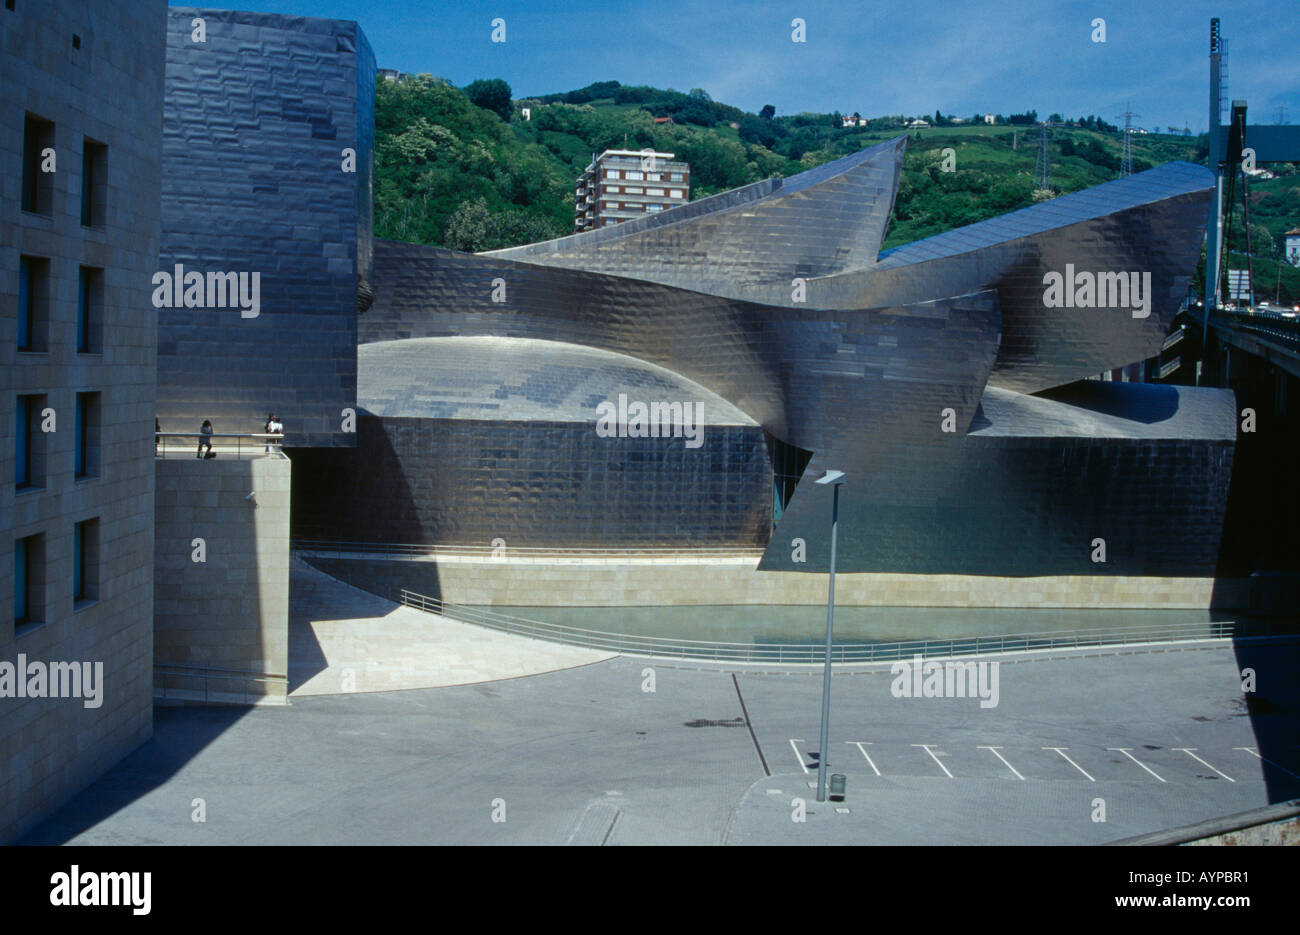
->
20, 640, 1300, 845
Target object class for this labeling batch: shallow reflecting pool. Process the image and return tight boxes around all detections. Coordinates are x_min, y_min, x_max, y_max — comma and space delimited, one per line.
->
469, 605, 1285, 648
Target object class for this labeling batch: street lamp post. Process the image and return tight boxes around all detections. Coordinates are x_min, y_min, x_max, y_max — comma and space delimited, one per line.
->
815, 469, 845, 803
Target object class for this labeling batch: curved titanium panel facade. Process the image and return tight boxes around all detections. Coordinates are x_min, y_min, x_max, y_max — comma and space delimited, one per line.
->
349, 148, 1233, 577
158, 9, 374, 446
759, 382, 1236, 575
364, 244, 1001, 449
801, 162, 1216, 393
291, 338, 772, 547
489, 138, 905, 303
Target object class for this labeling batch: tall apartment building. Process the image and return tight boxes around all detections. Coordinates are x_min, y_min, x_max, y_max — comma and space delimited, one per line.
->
574, 150, 690, 232
1, 0, 166, 842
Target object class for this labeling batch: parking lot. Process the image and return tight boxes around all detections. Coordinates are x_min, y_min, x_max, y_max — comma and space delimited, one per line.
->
20, 640, 1300, 845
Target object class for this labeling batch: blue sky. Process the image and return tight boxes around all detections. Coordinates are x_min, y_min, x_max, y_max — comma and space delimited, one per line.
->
176, 0, 1299, 132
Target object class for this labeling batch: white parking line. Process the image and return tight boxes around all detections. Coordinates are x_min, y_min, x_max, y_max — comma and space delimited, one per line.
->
1108, 747, 1166, 782
977, 745, 1025, 780
789, 738, 809, 775
1044, 746, 1095, 781
846, 741, 881, 776
1172, 748, 1235, 782
1234, 746, 1300, 780
912, 743, 953, 779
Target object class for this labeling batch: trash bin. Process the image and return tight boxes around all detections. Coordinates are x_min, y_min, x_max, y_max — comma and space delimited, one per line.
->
829, 773, 846, 801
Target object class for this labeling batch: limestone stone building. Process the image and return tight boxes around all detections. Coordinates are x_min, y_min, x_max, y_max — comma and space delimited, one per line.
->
1, 0, 166, 842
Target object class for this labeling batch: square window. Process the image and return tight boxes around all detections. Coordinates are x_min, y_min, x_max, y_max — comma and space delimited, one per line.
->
18, 255, 50, 352
77, 267, 104, 353
81, 138, 107, 227
15, 394, 47, 489
74, 391, 101, 479
21, 113, 55, 215
14, 533, 46, 633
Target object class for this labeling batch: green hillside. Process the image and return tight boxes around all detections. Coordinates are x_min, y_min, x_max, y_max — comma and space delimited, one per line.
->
373, 76, 1300, 300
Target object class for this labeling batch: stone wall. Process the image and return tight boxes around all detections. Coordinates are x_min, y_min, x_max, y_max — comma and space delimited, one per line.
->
0, 0, 165, 843
154, 457, 291, 702
302, 553, 1247, 610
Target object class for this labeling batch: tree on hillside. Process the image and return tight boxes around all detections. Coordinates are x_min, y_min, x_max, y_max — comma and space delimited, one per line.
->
464, 78, 513, 121
670, 100, 716, 126
443, 195, 566, 252
760, 104, 776, 120
444, 196, 492, 251
739, 114, 778, 147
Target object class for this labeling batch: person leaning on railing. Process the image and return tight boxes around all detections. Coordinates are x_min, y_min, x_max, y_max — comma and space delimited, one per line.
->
197, 420, 213, 459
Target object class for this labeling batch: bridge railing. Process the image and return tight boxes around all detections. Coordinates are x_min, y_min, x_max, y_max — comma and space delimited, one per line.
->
1210, 308, 1300, 350
156, 432, 285, 460
396, 588, 1298, 663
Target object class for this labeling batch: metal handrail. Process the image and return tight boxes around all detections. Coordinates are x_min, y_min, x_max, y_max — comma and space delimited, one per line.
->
156, 431, 285, 459
395, 587, 1299, 663
153, 663, 285, 705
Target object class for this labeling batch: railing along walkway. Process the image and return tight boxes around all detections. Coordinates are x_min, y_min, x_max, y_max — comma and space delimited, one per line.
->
294, 538, 764, 563
157, 432, 285, 459
154, 663, 287, 705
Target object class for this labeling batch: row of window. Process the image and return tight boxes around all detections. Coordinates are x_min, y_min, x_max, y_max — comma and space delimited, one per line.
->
13, 520, 100, 633
602, 169, 685, 183
14, 392, 101, 488
603, 187, 685, 198
21, 111, 108, 227
17, 257, 104, 354
602, 203, 666, 214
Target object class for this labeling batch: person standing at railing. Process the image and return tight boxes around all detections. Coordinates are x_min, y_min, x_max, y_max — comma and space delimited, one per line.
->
197, 419, 213, 459
269, 413, 283, 454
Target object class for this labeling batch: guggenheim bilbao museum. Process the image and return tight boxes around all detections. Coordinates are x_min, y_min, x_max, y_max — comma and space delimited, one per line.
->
295, 142, 1229, 588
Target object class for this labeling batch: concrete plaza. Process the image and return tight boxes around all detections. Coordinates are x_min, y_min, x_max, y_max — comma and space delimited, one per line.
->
20, 591, 1300, 844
